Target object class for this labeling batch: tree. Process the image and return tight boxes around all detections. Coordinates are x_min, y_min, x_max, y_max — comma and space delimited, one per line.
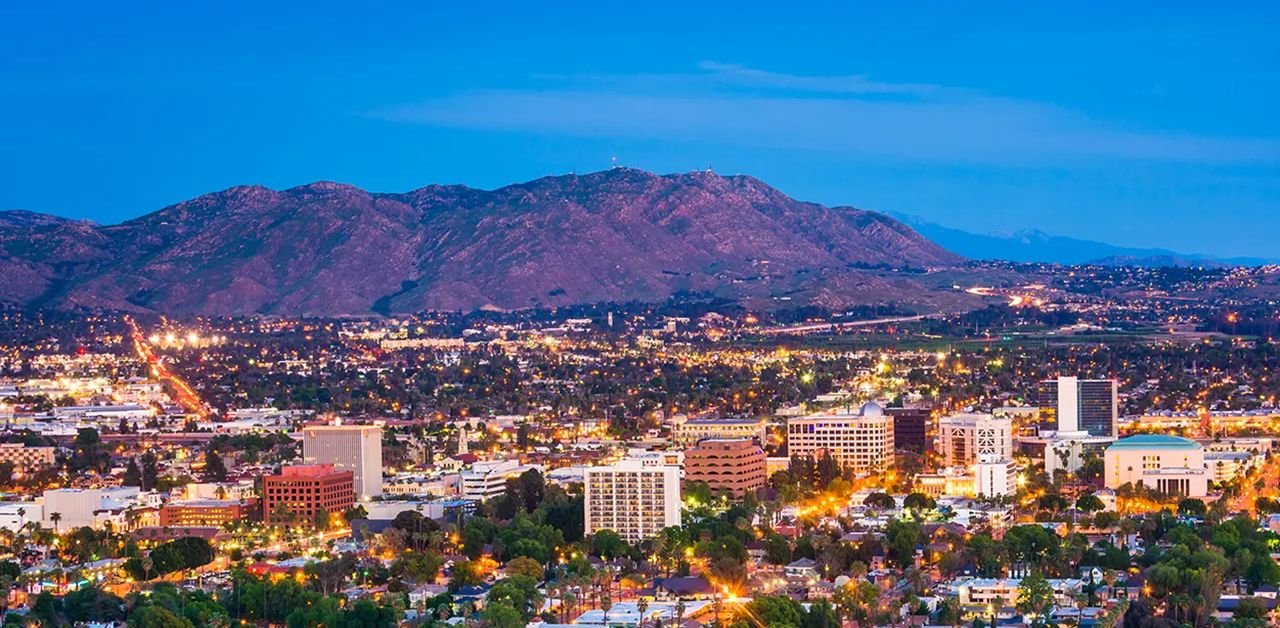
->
504, 556, 544, 581
449, 560, 484, 591
203, 450, 228, 482
885, 518, 922, 567
130, 605, 195, 628
123, 458, 142, 487
487, 575, 544, 620
903, 492, 936, 512
49, 511, 62, 532
863, 492, 896, 510
591, 529, 631, 561
479, 602, 524, 628
1076, 493, 1106, 513
513, 469, 546, 513
140, 451, 159, 491
1016, 572, 1056, 625
31, 591, 61, 627
1177, 498, 1207, 518
802, 599, 840, 628
63, 586, 125, 623
312, 507, 330, 531
738, 595, 804, 627
343, 504, 368, 523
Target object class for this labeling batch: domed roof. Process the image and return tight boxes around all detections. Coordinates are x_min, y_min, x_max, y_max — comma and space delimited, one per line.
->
859, 401, 885, 417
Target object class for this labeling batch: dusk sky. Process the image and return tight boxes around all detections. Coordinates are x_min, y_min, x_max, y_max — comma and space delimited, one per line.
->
3, 2, 1278, 257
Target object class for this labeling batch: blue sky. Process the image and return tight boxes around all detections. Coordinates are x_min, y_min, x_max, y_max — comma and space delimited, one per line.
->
2, 2, 1278, 257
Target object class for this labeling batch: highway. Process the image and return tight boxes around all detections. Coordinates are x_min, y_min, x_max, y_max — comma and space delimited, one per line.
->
125, 316, 210, 419
755, 314, 934, 336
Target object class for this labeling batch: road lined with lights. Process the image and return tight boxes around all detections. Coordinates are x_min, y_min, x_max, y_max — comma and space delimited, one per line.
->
125, 316, 210, 419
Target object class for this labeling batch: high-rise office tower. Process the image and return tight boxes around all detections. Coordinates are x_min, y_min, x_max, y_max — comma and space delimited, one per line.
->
302, 423, 384, 499
1038, 377, 1118, 438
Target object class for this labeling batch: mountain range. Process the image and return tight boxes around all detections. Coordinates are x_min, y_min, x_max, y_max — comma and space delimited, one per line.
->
891, 213, 1278, 267
0, 169, 967, 316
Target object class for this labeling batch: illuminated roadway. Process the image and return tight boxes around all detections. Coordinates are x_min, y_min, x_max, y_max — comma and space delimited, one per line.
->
125, 316, 210, 419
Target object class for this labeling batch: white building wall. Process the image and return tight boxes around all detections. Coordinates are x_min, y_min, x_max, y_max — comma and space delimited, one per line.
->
303, 425, 384, 499
584, 460, 681, 543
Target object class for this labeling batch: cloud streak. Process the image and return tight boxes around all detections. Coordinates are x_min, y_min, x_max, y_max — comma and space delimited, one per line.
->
374, 63, 1280, 166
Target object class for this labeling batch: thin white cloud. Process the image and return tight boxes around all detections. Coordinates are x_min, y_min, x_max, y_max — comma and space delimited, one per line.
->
373, 63, 1280, 166
697, 61, 944, 96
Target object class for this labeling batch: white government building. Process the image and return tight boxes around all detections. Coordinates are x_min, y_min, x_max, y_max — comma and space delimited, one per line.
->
1104, 434, 1209, 497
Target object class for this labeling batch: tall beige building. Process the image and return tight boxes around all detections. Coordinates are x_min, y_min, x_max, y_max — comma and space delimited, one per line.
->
584, 459, 681, 543
786, 402, 894, 475
302, 424, 383, 499
937, 413, 1013, 468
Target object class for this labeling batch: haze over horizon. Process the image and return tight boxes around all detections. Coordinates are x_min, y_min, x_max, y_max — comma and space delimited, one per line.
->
3, 2, 1278, 258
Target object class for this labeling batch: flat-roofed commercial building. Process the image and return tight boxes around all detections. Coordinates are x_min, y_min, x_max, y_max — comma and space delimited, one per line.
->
684, 439, 766, 498
886, 407, 931, 454
786, 402, 894, 476
1104, 435, 1208, 497
0, 443, 56, 469
1039, 377, 1118, 438
302, 423, 383, 499
160, 499, 257, 527
674, 418, 766, 445
262, 464, 355, 525
585, 459, 680, 543
937, 413, 1013, 468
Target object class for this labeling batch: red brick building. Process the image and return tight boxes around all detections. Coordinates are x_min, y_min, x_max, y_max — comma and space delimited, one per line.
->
159, 499, 258, 528
261, 464, 355, 525
683, 438, 767, 498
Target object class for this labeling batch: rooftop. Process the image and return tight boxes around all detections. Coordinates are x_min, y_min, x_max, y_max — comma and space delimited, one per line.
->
1107, 434, 1201, 451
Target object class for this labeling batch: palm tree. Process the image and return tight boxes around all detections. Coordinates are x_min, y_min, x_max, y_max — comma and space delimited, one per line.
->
675, 599, 686, 626
49, 512, 61, 533
637, 598, 650, 627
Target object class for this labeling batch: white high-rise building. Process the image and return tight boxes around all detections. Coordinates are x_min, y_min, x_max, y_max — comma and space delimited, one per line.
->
974, 454, 1017, 498
303, 424, 384, 499
584, 459, 681, 543
937, 413, 1013, 468
786, 402, 895, 475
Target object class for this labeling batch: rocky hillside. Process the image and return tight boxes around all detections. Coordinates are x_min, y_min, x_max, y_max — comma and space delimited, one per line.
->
0, 169, 964, 315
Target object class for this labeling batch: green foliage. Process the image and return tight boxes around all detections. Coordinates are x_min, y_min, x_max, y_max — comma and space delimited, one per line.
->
203, 449, 228, 482
1015, 572, 1056, 625
1075, 493, 1105, 513
590, 529, 632, 561
63, 586, 125, 624
730, 595, 840, 628
390, 551, 444, 583
479, 602, 525, 628
487, 575, 544, 620
124, 537, 214, 580
494, 514, 563, 563
903, 492, 936, 512
863, 491, 896, 510
1177, 498, 1207, 518
885, 518, 922, 568
129, 605, 194, 628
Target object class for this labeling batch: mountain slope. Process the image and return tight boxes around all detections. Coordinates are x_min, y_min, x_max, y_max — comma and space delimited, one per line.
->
0, 169, 964, 315
891, 213, 1277, 267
